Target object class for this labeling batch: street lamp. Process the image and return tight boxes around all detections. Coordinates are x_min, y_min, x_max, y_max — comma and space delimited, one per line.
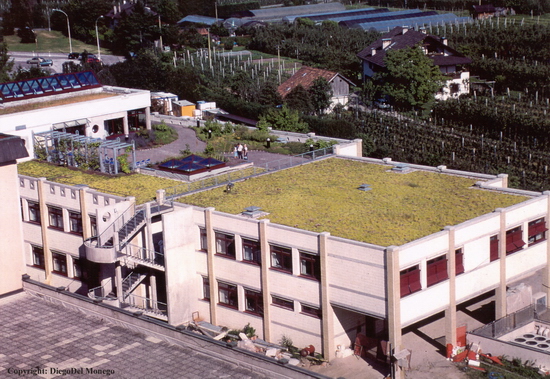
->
53, 9, 72, 54
95, 15, 104, 60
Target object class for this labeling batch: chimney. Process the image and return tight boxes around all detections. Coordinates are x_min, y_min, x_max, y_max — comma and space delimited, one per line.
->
382, 38, 391, 49
371, 48, 376, 56
402, 26, 408, 34
113, 5, 117, 14
441, 37, 448, 46
420, 27, 427, 34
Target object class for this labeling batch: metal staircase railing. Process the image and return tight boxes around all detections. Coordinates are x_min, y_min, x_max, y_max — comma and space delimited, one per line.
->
119, 243, 165, 270
121, 272, 147, 299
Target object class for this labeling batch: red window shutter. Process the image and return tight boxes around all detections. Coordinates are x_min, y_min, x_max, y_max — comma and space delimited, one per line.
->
490, 238, 499, 261
456, 252, 464, 275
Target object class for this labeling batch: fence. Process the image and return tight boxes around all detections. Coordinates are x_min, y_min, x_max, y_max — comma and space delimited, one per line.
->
470, 304, 536, 338
163, 146, 334, 200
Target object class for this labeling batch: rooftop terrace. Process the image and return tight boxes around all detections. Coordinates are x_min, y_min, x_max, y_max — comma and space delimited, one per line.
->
179, 158, 528, 246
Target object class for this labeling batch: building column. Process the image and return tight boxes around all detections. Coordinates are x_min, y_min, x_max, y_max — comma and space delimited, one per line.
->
444, 226, 457, 347
386, 245, 404, 379
150, 274, 157, 310
144, 203, 154, 260
319, 232, 335, 360
123, 114, 129, 136
205, 208, 217, 325
145, 107, 151, 130
37, 178, 53, 284
259, 219, 271, 342
544, 192, 550, 311
115, 263, 123, 301
495, 208, 507, 319
79, 186, 90, 240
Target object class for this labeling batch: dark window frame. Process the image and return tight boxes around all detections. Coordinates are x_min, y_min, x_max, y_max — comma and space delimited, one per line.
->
272, 296, 294, 311
202, 276, 210, 301
528, 218, 547, 246
199, 228, 207, 252
218, 281, 238, 309
68, 210, 83, 235
506, 226, 524, 255
90, 215, 97, 237
490, 235, 499, 262
28, 201, 41, 224
299, 251, 320, 280
32, 246, 45, 269
73, 258, 82, 279
455, 248, 464, 275
427, 255, 448, 287
244, 289, 263, 316
270, 245, 292, 273
47, 206, 63, 230
52, 252, 68, 276
215, 232, 235, 259
242, 238, 261, 265
301, 303, 321, 318
400, 265, 421, 298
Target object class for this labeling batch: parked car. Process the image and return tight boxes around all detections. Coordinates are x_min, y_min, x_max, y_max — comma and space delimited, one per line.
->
26, 57, 53, 66
86, 54, 101, 63
67, 52, 81, 59
374, 99, 391, 109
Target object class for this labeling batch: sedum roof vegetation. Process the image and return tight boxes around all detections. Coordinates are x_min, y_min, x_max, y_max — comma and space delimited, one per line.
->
18, 161, 181, 205
180, 158, 528, 246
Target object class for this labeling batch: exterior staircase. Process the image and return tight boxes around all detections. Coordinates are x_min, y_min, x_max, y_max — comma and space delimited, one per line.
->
118, 210, 146, 249
121, 272, 147, 300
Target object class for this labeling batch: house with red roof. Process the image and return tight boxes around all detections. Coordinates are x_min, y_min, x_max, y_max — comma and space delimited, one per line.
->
357, 26, 472, 101
277, 66, 355, 112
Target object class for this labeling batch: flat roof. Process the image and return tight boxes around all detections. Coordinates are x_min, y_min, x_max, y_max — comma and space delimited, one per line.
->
179, 158, 528, 246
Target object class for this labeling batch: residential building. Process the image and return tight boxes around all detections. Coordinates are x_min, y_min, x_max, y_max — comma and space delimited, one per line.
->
0, 71, 152, 160
357, 26, 472, 100
278, 66, 355, 111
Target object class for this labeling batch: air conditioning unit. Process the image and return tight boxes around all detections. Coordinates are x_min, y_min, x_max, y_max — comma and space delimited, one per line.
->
534, 292, 547, 314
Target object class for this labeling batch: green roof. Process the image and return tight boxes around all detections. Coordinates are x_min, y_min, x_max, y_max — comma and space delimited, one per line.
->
179, 158, 528, 246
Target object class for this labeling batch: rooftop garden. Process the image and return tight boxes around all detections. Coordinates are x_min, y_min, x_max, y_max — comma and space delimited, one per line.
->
18, 160, 181, 204
179, 158, 528, 246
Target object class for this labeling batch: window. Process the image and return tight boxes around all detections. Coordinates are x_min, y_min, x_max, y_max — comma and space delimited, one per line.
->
199, 228, 207, 251
506, 226, 524, 255
242, 239, 261, 265
528, 218, 547, 246
300, 252, 320, 280
490, 235, 499, 262
455, 248, 464, 275
218, 282, 237, 308
427, 255, 448, 287
90, 215, 97, 237
245, 289, 263, 316
28, 201, 41, 224
73, 258, 82, 279
202, 276, 210, 301
32, 246, 45, 269
400, 265, 421, 298
270, 245, 292, 273
272, 296, 294, 311
52, 252, 67, 276
48, 206, 63, 230
69, 211, 83, 235
301, 304, 321, 318
215, 232, 235, 258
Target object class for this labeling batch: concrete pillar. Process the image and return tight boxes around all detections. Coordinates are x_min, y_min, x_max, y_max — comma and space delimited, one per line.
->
354, 138, 363, 157
145, 107, 152, 130
37, 178, 53, 284
144, 203, 154, 260
319, 232, 335, 360
444, 226, 457, 347
123, 114, 129, 136
495, 208, 507, 319
386, 245, 404, 379
79, 186, 90, 240
150, 274, 157, 309
205, 208, 217, 325
259, 219, 271, 342
115, 263, 123, 301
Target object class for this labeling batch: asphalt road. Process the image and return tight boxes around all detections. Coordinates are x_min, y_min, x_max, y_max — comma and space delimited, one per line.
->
8, 51, 125, 74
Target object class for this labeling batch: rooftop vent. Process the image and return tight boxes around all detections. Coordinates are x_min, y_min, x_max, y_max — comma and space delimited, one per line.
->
358, 184, 372, 192
392, 163, 411, 173
242, 206, 263, 218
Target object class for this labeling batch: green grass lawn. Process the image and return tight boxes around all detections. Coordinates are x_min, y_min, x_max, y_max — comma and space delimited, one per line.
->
179, 157, 528, 246
5, 29, 112, 55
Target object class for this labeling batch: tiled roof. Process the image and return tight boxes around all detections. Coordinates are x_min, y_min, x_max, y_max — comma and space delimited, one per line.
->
277, 66, 338, 98
357, 26, 471, 69
472, 4, 496, 12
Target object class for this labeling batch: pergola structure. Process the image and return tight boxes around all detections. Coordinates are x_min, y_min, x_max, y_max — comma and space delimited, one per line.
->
33, 130, 136, 175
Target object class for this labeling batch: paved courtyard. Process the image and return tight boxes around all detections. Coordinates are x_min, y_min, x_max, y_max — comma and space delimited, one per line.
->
0, 292, 273, 379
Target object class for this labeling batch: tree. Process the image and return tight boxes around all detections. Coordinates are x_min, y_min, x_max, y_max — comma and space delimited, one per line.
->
285, 85, 313, 115
380, 45, 446, 110
257, 105, 308, 133
0, 43, 14, 82
309, 77, 332, 115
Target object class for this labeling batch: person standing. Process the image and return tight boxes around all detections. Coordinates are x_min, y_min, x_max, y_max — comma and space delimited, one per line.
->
243, 144, 248, 160
237, 143, 243, 159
